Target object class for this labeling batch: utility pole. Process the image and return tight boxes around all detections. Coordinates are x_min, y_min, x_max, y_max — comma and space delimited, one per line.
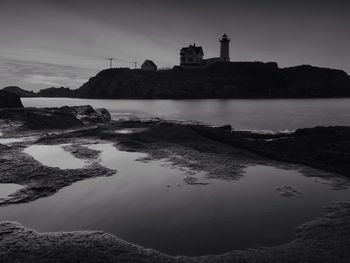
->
108, 58, 114, 69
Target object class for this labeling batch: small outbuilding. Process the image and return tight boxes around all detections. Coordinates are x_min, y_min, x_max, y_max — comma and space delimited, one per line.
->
141, 60, 157, 71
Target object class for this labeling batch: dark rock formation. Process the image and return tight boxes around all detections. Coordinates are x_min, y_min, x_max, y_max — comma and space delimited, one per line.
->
75, 62, 350, 99
37, 87, 77, 98
0, 140, 115, 206
0, 105, 110, 129
0, 90, 24, 108
192, 125, 350, 177
8, 62, 350, 99
2, 86, 37, 97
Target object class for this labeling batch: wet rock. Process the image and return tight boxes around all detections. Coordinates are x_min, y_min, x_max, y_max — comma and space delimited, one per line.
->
0, 143, 115, 206
62, 144, 101, 160
183, 176, 209, 185
192, 125, 350, 177
276, 185, 303, 198
0, 105, 111, 130
70, 105, 111, 124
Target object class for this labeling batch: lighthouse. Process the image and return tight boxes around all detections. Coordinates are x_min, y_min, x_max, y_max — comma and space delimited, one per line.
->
220, 33, 230, 62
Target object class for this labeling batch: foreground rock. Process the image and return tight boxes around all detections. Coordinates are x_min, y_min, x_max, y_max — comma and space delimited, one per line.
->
0, 105, 110, 129
1, 202, 349, 262
0, 142, 115, 206
192, 125, 350, 177
0, 90, 23, 108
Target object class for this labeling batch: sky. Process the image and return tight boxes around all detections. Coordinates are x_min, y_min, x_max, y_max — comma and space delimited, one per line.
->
1, 0, 350, 91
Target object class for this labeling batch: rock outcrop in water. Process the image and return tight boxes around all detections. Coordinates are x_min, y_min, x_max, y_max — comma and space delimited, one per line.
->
0, 105, 110, 129
11, 62, 350, 99
2, 86, 37, 98
75, 62, 350, 99
37, 86, 77, 98
0, 90, 23, 108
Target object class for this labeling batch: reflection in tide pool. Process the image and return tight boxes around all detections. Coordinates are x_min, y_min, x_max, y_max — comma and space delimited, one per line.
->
1, 144, 350, 256
23, 144, 89, 169
0, 137, 35, 145
0, 184, 23, 199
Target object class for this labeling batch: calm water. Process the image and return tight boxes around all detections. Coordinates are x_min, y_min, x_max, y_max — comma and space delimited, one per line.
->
23, 98, 350, 131
23, 144, 90, 169
0, 143, 349, 256
0, 184, 23, 199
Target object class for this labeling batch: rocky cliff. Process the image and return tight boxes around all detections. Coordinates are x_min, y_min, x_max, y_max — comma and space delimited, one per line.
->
75, 62, 350, 99
18, 61, 350, 99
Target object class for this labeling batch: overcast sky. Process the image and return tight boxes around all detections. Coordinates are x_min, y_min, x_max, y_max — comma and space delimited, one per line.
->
1, 0, 349, 91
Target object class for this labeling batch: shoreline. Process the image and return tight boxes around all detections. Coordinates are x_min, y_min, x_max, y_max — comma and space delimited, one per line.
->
1, 105, 350, 261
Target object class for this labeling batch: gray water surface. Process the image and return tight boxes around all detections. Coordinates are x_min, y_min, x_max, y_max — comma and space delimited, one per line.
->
0, 143, 349, 256
23, 144, 90, 169
0, 184, 23, 199
22, 98, 350, 132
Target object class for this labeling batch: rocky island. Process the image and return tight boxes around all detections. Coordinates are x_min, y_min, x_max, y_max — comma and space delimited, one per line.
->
5, 62, 350, 99
0, 92, 349, 262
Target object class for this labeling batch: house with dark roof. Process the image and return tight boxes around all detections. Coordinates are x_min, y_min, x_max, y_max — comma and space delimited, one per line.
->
179, 34, 231, 68
180, 44, 204, 67
141, 60, 157, 71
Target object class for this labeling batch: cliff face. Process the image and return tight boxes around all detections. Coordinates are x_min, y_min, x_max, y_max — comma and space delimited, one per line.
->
76, 62, 350, 99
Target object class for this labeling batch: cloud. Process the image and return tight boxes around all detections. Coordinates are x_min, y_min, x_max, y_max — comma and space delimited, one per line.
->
0, 58, 96, 91
0, 0, 349, 92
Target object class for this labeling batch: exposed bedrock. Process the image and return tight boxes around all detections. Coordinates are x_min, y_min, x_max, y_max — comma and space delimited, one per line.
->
0, 143, 115, 206
191, 125, 350, 177
0, 105, 110, 129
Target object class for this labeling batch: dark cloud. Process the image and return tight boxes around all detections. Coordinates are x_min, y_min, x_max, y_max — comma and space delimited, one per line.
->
0, 0, 349, 90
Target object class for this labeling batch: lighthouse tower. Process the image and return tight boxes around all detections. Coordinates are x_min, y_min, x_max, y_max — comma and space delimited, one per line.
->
220, 33, 230, 62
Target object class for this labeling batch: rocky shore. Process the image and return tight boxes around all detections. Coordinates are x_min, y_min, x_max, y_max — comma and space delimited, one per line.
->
1, 102, 350, 262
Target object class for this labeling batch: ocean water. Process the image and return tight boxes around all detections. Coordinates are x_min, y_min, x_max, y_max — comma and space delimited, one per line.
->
22, 97, 350, 132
